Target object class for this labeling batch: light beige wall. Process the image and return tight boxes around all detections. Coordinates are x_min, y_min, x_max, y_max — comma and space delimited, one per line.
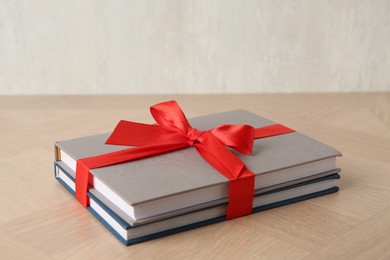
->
0, 1, 389, 94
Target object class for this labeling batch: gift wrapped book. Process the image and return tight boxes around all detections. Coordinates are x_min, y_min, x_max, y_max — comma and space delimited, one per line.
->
54, 101, 341, 245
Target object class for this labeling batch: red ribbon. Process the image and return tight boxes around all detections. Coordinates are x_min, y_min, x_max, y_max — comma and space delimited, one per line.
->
75, 100, 295, 219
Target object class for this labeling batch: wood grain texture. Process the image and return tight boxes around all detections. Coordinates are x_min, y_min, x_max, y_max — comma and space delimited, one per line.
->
0, 93, 389, 259
1, 1, 390, 94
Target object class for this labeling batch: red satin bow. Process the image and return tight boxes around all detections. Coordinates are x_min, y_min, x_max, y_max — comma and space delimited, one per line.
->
75, 100, 295, 219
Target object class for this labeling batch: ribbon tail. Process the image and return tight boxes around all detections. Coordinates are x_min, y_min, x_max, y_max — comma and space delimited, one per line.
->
195, 142, 255, 219
194, 132, 255, 219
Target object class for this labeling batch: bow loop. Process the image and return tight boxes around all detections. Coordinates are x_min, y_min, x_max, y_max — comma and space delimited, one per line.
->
210, 124, 255, 154
150, 100, 191, 133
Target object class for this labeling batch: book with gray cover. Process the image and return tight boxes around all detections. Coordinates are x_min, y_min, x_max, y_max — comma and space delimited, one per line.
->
55, 109, 342, 225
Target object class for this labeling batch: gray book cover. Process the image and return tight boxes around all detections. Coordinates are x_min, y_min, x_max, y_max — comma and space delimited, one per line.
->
55, 109, 341, 219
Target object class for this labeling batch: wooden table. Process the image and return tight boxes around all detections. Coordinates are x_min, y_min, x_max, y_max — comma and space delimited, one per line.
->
1, 93, 389, 259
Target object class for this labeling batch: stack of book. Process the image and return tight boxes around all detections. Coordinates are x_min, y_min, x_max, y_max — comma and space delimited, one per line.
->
54, 109, 341, 245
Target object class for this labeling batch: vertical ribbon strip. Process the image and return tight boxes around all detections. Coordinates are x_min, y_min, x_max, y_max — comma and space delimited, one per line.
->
75, 100, 295, 219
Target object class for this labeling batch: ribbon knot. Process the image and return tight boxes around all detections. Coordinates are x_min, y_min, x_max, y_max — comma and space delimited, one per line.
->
186, 128, 204, 145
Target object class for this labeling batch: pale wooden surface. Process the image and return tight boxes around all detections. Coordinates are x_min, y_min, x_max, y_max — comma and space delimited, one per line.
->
0, 93, 389, 259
